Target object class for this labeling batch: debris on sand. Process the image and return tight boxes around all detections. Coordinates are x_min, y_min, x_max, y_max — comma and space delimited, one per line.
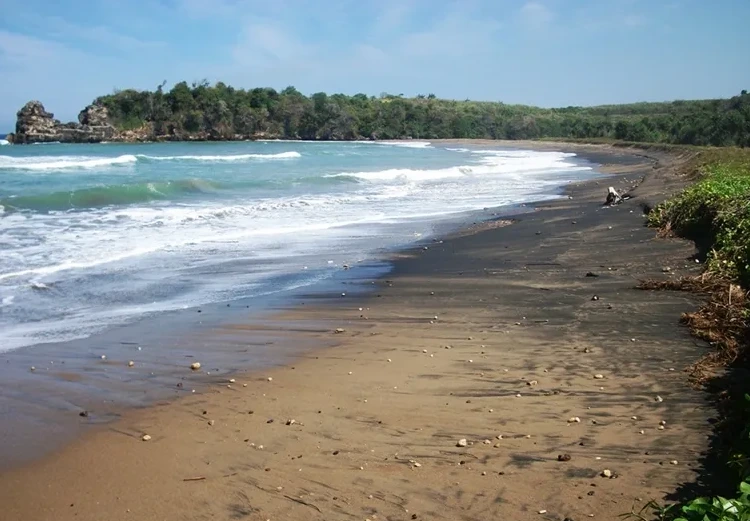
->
190, 362, 201, 371
457, 439, 468, 447
141, 434, 152, 441
558, 454, 572, 462
601, 469, 612, 478
605, 186, 623, 206
334, 328, 346, 334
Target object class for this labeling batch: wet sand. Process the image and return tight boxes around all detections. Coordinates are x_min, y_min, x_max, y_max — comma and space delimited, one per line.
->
0, 143, 714, 521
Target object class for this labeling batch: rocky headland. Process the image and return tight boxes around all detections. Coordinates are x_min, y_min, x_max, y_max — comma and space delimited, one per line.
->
8, 101, 120, 144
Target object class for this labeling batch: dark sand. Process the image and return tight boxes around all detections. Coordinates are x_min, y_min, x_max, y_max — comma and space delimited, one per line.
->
0, 142, 714, 521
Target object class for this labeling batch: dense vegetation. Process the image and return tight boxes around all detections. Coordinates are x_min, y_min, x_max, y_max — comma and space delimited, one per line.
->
95, 82, 750, 146
649, 150, 750, 286
642, 148, 750, 520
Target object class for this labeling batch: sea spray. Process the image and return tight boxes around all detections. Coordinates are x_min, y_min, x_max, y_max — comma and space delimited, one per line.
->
0, 140, 598, 350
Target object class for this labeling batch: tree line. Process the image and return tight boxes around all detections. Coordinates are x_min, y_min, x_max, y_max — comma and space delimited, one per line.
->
95, 82, 750, 146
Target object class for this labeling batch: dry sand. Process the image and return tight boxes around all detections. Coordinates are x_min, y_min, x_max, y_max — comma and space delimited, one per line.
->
0, 143, 714, 521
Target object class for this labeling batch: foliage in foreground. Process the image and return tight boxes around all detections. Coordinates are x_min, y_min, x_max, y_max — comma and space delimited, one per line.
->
93, 81, 750, 145
639, 149, 750, 520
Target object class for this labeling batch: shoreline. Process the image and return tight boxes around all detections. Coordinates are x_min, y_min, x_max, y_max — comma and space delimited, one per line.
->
0, 139, 607, 469
0, 142, 712, 520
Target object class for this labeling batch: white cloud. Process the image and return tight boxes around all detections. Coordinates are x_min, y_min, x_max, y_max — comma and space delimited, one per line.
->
519, 1, 553, 30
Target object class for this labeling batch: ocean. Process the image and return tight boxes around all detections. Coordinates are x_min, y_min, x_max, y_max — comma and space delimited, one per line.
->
0, 140, 598, 351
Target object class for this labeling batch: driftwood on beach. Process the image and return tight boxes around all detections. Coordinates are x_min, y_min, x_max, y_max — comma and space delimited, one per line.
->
605, 186, 623, 206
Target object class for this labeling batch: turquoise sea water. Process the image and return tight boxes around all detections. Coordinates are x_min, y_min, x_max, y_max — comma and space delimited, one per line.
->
0, 140, 597, 350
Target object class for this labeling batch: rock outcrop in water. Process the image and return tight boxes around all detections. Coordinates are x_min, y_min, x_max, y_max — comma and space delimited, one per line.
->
8, 101, 117, 144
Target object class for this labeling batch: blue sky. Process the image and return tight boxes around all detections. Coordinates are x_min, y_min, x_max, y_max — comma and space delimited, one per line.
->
0, 0, 748, 131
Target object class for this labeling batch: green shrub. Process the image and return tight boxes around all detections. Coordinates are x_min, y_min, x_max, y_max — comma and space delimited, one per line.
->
649, 158, 750, 286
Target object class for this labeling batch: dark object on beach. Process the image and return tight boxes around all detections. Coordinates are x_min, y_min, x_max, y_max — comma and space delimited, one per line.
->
585, 272, 599, 278
591, 295, 599, 301
266, 419, 274, 424
79, 410, 89, 417
332, 450, 340, 455
557, 454, 572, 462
605, 186, 623, 206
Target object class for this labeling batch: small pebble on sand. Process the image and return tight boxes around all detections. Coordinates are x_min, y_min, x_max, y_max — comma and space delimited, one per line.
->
483, 439, 491, 445
457, 439, 468, 447
601, 469, 612, 478
639, 430, 645, 435
207, 420, 215, 426
659, 420, 667, 426
631, 416, 638, 420
655, 395, 664, 403
100, 355, 106, 360
229, 378, 236, 383
141, 434, 151, 441
267, 377, 273, 382
658, 425, 665, 430
387, 358, 392, 362
568, 417, 581, 423
538, 510, 547, 514
190, 362, 201, 371
128, 361, 134, 367
348, 371, 353, 375
593, 374, 604, 379
670, 460, 678, 465
335, 328, 345, 334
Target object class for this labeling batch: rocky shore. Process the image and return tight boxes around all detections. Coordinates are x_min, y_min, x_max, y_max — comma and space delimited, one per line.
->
6, 100, 283, 144
7, 101, 118, 144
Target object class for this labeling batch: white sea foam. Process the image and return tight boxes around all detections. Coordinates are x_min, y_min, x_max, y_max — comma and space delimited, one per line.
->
0, 143, 601, 351
0, 139, 9, 146
328, 150, 590, 183
138, 151, 301, 161
0, 151, 300, 172
0, 154, 137, 171
375, 141, 432, 148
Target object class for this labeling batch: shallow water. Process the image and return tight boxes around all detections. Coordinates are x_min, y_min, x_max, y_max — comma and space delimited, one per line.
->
0, 140, 598, 350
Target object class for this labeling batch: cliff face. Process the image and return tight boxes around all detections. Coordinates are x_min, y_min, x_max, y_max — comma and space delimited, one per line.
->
9, 101, 117, 144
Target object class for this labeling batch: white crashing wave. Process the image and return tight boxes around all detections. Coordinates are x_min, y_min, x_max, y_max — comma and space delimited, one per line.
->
0, 154, 137, 171
375, 141, 432, 149
327, 150, 591, 183
0, 139, 9, 146
138, 151, 301, 161
0, 151, 301, 172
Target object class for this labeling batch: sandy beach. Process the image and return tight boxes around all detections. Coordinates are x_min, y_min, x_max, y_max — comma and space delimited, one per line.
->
0, 142, 715, 521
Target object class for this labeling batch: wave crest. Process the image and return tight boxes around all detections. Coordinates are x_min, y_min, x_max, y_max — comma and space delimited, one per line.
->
138, 151, 301, 162
0, 154, 137, 171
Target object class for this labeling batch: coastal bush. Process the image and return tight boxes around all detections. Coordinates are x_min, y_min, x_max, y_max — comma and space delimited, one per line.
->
641, 149, 750, 521
648, 154, 750, 285
91, 83, 750, 145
